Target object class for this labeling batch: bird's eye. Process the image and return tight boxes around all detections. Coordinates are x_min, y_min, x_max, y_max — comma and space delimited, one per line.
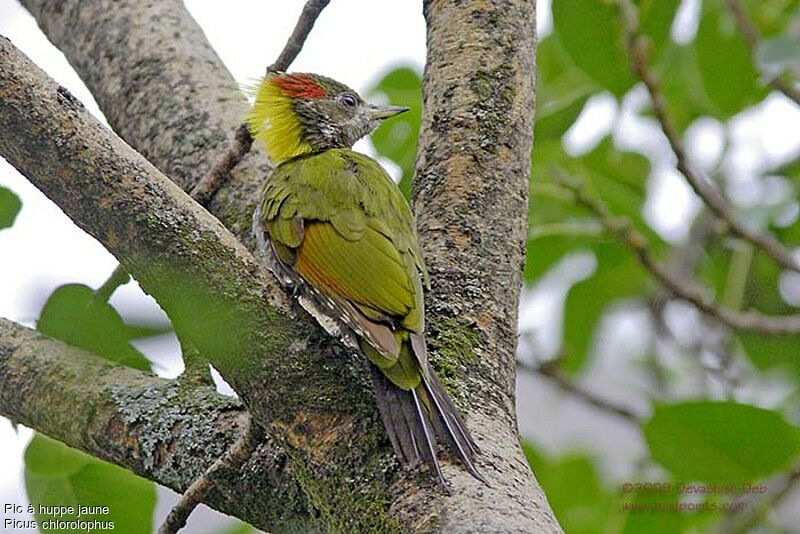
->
340, 94, 358, 108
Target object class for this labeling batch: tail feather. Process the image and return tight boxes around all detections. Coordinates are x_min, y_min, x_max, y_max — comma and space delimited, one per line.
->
411, 387, 448, 491
420, 371, 486, 484
370, 364, 421, 464
369, 362, 485, 490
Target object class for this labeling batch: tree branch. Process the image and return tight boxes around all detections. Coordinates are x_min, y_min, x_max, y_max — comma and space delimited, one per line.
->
412, 0, 561, 531
189, 0, 331, 208
517, 360, 643, 423
188, 123, 253, 208
0, 319, 310, 532
724, 0, 800, 106
269, 0, 332, 73
618, 0, 800, 274
20, 0, 261, 244
158, 414, 262, 534
555, 171, 800, 335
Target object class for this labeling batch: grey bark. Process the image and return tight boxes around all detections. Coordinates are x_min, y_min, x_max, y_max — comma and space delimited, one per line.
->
411, 1, 560, 531
0, 319, 310, 532
2, 0, 561, 531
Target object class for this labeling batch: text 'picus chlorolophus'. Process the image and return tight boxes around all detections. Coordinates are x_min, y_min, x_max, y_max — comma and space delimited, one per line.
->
248, 72, 485, 490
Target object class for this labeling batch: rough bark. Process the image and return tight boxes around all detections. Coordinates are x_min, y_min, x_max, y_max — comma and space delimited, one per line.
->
0, 319, 310, 532
1, 0, 561, 531
408, 1, 560, 531
20, 0, 263, 244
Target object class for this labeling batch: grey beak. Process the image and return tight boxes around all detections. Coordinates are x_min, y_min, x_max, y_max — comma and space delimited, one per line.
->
369, 104, 410, 120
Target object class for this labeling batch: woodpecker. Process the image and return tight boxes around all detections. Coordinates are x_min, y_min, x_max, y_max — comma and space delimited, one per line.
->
248, 72, 484, 490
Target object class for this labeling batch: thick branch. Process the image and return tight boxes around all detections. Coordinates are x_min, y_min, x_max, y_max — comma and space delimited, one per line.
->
20, 0, 263, 245
618, 0, 800, 274
413, 0, 561, 531
0, 319, 309, 532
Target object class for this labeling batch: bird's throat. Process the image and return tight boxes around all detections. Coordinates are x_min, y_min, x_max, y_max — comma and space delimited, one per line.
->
246, 78, 314, 165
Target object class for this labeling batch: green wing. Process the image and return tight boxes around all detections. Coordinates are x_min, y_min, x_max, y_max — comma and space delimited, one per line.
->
259, 149, 426, 362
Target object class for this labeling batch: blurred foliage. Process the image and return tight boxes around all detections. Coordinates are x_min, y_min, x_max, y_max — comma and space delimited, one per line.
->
27, 282, 158, 530
695, 0, 769, 117
529, 136, 657, 371
644, 401, 800, 484
37, 283, 151, 371
551, 0, 680, 97
367, 0, 800, 531
368, 66, 423, 198
0, 185, 21, 230
25, 434, 156, 534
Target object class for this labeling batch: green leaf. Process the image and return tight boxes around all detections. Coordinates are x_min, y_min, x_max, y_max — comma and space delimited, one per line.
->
521, 442, 614, 534
0, 185, 22, 230
37, 284, 150, 371
368, 66, 422, 199
535, 35, 597, 141
25, 434, 156, 534
552, 0, 679, 98
694, 0, 769, 117
638, 0, 683, 60
576, 137, 651, 227
619, 491, 686, 534
651, 44, 717, 132
744, 0, 800, 37
552, 0, 634, 97
562, 246, 648, 372
124, 322, 174, 340
644, 401, 800, 484
739, 332, 800, 378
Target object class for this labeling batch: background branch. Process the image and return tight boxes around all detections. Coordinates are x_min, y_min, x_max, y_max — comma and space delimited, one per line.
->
189, 0, 332, 205
725, 0, 800, 105
517, 360, 642, 423
269, 0, 332, 73
618, 0, 800, 274
555, 171, 800, 335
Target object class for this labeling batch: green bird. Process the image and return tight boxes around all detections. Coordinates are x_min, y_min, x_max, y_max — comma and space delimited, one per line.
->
248, 72, 483, 489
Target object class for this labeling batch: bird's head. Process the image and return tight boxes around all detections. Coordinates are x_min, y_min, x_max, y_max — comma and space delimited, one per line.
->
246, 72, 408, 165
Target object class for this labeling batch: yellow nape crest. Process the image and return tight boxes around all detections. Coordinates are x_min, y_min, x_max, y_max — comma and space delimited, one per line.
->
246, 75, 314, 165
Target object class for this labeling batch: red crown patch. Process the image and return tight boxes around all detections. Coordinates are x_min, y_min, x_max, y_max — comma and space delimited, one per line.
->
272, 74, 327, 99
